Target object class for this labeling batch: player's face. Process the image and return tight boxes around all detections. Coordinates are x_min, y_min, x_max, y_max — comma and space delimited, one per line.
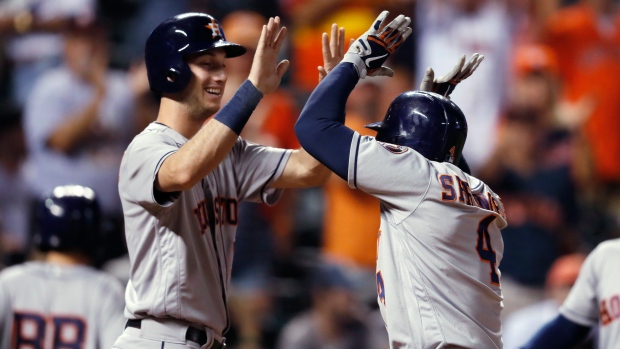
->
184, 49, 228, 119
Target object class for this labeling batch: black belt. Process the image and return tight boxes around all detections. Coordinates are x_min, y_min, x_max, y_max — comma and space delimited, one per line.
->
125, 319, 225, 348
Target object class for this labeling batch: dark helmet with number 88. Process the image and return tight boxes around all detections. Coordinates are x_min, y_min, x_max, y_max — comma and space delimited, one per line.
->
145, 12, 247, 94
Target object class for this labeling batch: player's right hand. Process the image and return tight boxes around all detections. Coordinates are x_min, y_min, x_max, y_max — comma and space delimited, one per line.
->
342, 11, 412, 79
248, 16, 290, 95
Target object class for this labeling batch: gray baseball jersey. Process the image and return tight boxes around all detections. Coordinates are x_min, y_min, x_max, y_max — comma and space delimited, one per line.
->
347, 134, 507, 349
118, 122, 291, 336
560, 238, 620, 349
0, 261, 125, 349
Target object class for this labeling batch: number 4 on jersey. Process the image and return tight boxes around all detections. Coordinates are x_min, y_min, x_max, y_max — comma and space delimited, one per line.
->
476, 215, 500, 286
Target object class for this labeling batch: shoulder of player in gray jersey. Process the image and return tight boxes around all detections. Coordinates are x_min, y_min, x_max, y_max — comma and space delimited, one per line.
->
0, 263, 31, 284
591, 238, 620, 256
129, 127, 181, 147
231, 136, 254, 155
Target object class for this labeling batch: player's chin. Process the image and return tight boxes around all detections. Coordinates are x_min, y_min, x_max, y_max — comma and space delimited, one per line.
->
203, 102, 221, 117
204, 94, 223, 107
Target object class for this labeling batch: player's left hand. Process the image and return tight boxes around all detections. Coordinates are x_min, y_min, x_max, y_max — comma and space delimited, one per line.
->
419, 53, 484, 98
318, 24, 352, 82
342, 11, 412, 79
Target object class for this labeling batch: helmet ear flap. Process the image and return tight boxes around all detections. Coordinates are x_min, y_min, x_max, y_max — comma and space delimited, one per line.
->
165, 68, 180, 83
159, 63, 191, 94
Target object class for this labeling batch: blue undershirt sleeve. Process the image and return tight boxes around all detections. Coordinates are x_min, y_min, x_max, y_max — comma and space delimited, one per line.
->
521, 314, 591, 349
295, 62, 359, 180
214, 80, 263, 135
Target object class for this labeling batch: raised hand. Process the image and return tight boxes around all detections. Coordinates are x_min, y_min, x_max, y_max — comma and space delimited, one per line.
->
248, 16, 290, 94
419, 53, 484, 98
342, 11, 412, 79
318, 24, 350, 82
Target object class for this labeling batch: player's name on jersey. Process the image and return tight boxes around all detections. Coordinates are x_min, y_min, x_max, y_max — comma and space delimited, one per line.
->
439, 174, 505, 219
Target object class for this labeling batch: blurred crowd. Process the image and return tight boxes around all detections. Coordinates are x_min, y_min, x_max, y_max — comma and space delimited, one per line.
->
0, 0, 619, 348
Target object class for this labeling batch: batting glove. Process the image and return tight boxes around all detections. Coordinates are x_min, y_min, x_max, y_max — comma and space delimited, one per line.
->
343, 11, 412, 79
419, 53, 484, 98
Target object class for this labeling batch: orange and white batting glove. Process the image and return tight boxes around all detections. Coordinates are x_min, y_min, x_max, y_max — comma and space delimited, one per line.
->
342, 11, 412, 79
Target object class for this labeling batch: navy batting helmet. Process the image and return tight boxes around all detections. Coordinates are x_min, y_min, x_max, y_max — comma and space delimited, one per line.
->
33, 185, 101, 253
145, 12, 247, 94
366, 91, 467, 165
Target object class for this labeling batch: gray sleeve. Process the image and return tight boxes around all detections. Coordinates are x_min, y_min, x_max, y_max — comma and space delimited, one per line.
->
347, 133, 431, 210
119, 133, 179, 208
559, 249, 600, 327
232, 139, 291, 205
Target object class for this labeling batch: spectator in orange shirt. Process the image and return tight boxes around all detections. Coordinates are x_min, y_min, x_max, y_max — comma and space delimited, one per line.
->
543, 0, 620, 188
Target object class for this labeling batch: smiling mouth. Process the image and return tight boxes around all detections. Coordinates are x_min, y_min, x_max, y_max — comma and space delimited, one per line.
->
205, 88, 221, 96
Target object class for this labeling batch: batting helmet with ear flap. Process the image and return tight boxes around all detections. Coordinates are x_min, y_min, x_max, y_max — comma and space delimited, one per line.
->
366, 91, 467, 165
145, 12, 247, 94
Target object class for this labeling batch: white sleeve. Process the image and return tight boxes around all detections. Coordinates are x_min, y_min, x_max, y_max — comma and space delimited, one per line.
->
232, 139, 291, 205
347, 132, 431, 209
559, 249, 600, 327
119, 133, 179, 208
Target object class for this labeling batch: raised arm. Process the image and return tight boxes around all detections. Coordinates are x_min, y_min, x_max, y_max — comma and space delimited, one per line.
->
295, 11, 412, 180
157, 17, 289, 192
269, 23, 347, 189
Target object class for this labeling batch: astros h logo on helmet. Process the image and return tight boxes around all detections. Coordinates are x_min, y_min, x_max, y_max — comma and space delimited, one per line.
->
205, 19, 222, 39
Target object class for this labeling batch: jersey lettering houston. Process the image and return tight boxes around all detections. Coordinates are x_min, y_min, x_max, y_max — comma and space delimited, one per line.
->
348, 134, 507, 349
118, 122, 291, 334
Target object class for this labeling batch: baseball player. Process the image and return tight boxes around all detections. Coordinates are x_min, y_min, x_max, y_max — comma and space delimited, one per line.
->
523, 238, 620, 349
113, 13, 331, 349
0, 185, 126, 349
295, 11, 508, 349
